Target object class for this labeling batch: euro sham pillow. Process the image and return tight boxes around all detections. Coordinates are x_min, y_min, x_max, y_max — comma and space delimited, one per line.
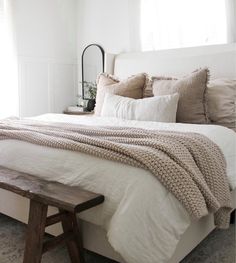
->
207, 78, 236, 130
146, 68, 209, 124
101, 92, 179, 122
95, 73, 146, 115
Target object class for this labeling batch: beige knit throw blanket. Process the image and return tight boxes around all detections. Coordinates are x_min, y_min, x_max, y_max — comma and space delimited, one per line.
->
0, 119, 232, 228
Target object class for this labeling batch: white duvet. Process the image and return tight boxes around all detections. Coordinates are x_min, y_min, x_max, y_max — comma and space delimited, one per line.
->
0, 114, 235, 263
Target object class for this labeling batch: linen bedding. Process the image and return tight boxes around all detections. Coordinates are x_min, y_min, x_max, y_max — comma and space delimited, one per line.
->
0, 114, 235, 263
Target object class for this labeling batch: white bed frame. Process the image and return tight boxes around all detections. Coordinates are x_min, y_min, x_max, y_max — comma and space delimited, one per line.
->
0, 43, 236, 263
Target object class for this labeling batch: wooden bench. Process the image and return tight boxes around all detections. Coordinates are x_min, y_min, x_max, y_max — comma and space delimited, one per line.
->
0, 166, 104, 263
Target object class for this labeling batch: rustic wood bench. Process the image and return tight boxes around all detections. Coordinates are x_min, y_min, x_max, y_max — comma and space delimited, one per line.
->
0, 166, 104, 263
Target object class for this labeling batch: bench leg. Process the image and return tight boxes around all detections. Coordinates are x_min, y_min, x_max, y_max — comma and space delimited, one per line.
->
230, 209, 235, 224
60, 211, 85, 263
23, 200, 48, 263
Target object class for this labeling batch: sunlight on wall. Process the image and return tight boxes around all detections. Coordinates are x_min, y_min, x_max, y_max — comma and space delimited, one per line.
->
0, 0, 18, 118
140, 0, 227, 51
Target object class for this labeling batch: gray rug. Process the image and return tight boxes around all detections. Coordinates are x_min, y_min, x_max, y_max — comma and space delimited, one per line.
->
0, 213, 235, 263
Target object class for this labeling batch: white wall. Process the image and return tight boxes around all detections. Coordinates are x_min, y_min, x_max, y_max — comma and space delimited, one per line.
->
76, 0, 141, 93
77, 0, 141, 54
8, 0, 236, 116
9, 0, 141, 115
11, 0, 78, 117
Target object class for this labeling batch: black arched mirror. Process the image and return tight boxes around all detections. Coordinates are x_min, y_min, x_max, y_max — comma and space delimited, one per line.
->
81, 44, 105, 111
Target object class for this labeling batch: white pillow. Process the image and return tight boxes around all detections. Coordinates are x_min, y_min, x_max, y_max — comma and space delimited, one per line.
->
101, 92, 179, 122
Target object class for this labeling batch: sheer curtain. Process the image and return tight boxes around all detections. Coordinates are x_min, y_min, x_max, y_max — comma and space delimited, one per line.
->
140, 0, 234, 51
0, 0, 18, 118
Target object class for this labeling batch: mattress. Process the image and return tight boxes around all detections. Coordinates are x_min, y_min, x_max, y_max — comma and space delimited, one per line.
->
0, 113, 235, 263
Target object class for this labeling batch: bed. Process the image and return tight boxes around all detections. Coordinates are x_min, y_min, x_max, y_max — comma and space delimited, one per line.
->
0, 43, 235, 263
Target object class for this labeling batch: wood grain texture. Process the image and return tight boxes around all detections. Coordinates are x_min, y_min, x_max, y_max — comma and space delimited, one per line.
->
45, 211, 68, 227
0, 166, 105, 263
60, 210, 85, 263
23, 200, 48, 263
0, 166, 104, 212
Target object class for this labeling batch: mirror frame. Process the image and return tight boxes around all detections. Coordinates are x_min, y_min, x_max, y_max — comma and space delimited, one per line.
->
81, 44, 105, 100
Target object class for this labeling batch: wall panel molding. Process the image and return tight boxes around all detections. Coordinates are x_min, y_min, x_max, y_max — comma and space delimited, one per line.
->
18, 56, 78, 117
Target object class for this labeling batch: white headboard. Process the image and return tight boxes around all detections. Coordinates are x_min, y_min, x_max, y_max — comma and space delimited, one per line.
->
106, 44, 236, 79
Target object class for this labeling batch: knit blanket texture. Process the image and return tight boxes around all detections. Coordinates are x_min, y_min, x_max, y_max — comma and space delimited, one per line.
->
0, 119, 232, 228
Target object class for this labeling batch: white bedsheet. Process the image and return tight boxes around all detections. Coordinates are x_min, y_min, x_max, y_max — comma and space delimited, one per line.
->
0, 114, 235, 263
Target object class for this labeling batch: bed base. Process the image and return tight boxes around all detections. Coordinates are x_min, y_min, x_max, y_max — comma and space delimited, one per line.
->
0, 187, 235, 263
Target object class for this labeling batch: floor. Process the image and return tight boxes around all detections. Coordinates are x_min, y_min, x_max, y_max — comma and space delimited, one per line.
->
0, 213, 235, 263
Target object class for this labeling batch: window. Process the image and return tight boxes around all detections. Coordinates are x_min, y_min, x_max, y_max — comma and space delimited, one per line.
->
0, 0, 18, 118
140, 0, 231, 51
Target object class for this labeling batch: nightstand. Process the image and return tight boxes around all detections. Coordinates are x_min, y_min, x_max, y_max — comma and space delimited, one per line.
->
63, 110, 94, 115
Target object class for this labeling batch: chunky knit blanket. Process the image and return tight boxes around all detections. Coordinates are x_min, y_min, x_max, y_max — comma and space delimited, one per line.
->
0, 119, 232, 228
